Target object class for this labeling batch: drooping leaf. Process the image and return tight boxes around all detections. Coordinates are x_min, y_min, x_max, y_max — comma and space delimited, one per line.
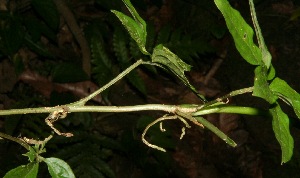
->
253, 66, 277, 103
44, 157, 75, 178
4, 162, 39, 178
269, 103, 294, 164
270, 78, 300, 119
152, 44, 206, 101
31, 0, 59, 30
249, 0, 272, 68
214, 0, 261, 65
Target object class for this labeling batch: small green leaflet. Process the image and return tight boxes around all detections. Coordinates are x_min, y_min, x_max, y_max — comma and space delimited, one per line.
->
152, 44, 206, 102
253, 66, 277, 103
269, 103, 294, 164
44, 157, 75, 178
214, 0, 261, 65
4, 162, 39, 178
270, 78, 300, 119
22, 147, 36, 162
111, 0, 148, 55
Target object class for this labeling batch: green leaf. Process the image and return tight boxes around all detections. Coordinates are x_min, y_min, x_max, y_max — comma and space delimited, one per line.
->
31, 0, 59, 30
111, 10, 148, 55
44, 157, 75, 178
270, 78, 300, 119
269, 103, 294, 164
214, 0, 261, 65
267, 64, 276, 80
122, 0, 146, 27
152, 44, 206, 101
111, 0, 148, 55
249, 0, 272, 68
253, 66, 277, 103
4, 162, 39, 178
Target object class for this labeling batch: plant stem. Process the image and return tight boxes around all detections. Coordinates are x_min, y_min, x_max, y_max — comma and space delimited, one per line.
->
71, 59, 145, 106
0, 132, 29, 150
193, 105, 270, 116
194, 116, 237, 147
176, 111, 237, 147
0, 104, 176, 116
202, 87, 254, 108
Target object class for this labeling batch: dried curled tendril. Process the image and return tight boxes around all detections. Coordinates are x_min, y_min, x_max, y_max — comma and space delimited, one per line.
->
142, 115, 191, 152
45, 106, 73, 137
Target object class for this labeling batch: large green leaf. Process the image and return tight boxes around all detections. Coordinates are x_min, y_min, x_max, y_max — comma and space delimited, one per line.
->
269, 103, 294, 164
214, 0, 261, 65
4, 162, 39, 178
253, 66, 277, 103
270, 78, 300, 119
152, 44, 206, 101
44, 157, 75, 178
31, 0, 59, 30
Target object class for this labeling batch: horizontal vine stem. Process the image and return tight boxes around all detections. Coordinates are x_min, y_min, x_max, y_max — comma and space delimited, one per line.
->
0, 104, 270, 118
0, 104, 177, 116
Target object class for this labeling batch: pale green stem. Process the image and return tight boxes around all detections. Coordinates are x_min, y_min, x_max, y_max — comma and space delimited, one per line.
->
0, 104, 176, 116
194, 116, 237, 147
193, 105, 269, 116
201, 87, 254, 108
176, 111, 237, 147
71, 59, 145, 106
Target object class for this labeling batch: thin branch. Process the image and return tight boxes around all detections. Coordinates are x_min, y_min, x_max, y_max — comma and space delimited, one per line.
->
71, 59, 145, 106
201, 86, 254, 108
0, 132, 30, 150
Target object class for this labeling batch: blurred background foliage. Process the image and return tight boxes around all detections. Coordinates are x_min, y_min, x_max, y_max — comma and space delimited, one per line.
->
0, 0, 300, 177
